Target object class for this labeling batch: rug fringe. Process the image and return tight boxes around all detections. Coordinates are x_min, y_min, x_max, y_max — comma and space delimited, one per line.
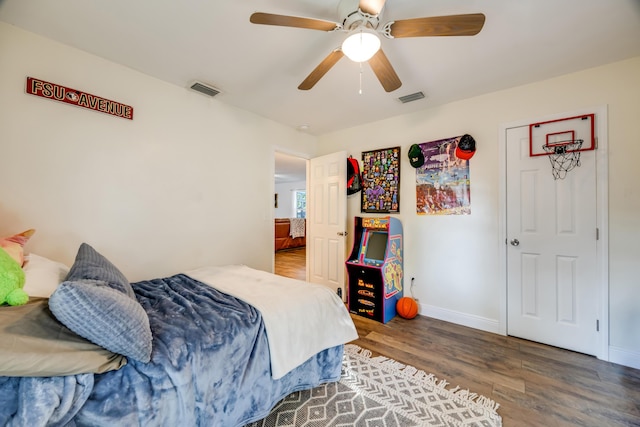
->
344, 344, 501, 413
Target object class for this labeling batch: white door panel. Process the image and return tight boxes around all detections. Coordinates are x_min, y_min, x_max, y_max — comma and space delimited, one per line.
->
308, 151, 347, 296
506, 125, 598, 355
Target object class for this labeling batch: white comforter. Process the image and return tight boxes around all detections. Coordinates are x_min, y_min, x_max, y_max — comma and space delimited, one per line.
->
185, 265, 358, 379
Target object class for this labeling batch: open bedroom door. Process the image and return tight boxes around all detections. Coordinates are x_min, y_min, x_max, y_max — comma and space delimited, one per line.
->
307, 151, 348, 299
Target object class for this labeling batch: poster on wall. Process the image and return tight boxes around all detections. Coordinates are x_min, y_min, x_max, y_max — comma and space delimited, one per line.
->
415, 136, 471, 215
361, 147, 400, 213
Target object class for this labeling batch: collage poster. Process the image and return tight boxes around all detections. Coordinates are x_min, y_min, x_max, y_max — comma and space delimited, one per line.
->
361, 146, 400, 213
415, 136, 471, 215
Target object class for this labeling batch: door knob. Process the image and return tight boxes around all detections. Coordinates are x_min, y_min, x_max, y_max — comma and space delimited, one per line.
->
337, 231, 348, 236
510, 239, 520, 247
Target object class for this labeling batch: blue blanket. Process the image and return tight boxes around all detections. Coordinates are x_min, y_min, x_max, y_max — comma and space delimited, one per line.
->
0, 274, 343, 426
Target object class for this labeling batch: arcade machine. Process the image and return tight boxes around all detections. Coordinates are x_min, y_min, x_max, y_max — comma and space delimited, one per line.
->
345, 216, 403, 323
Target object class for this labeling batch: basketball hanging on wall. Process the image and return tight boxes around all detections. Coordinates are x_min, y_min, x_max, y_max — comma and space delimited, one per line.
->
396, 297, 419, 319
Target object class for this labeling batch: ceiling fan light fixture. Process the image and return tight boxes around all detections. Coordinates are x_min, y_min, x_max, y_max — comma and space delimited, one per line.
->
341, 29, 380, 62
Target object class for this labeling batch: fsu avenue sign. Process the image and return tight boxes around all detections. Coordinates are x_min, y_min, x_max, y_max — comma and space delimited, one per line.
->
26, 77, 134, 120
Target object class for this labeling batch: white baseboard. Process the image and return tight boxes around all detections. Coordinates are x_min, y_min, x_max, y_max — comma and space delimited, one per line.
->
609, 346, 640, 370
419, 302, 501, 335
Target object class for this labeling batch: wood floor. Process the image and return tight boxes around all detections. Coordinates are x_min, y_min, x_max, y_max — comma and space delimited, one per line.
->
274, 248, 640, 427
274, 247, 306, 281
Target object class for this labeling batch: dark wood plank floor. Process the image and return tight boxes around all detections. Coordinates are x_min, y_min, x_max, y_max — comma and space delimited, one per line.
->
275, 248, 640, 427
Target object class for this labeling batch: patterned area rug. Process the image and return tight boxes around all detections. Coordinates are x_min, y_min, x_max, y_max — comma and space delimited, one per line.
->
246, 344, 502, 427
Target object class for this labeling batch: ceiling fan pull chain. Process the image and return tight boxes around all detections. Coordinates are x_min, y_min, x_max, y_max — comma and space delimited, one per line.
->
359, 62, 363, 95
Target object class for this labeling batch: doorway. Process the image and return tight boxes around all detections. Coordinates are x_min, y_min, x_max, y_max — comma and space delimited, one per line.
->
498, 106, 609, 360
274, 151, 307, 280
273, 150, 349, 296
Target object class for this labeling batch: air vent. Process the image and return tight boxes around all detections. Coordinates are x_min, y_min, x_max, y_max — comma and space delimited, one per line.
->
398, 91, 425, 104
189, 81, 221, 98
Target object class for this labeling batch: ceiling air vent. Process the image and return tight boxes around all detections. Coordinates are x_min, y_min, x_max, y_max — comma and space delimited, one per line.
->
189, 81, 221, 98
398, 91, 425, 104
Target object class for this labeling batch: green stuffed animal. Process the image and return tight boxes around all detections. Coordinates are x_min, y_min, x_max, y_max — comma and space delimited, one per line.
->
0, 247, 29, 306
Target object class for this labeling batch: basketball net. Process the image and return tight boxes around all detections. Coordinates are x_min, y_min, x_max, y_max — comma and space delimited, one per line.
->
542, 139, 583, 180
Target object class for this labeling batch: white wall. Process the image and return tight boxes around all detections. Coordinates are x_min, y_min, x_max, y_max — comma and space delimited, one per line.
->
318, 57, 640, 368
274, 180, 306, 219
0, 23, 317, 280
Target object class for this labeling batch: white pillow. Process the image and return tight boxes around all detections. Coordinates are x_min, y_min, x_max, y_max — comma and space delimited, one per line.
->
23, 253, 70, 298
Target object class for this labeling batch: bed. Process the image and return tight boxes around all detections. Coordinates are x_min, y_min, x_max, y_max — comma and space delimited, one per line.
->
0, 243, 358, 427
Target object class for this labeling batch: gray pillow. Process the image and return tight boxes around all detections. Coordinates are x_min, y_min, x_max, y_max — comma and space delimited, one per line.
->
65, 242, 135, 299
49, 279, 152, 362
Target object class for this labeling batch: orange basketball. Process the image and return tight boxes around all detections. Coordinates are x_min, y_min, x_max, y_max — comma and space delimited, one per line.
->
396, 297, 419, 319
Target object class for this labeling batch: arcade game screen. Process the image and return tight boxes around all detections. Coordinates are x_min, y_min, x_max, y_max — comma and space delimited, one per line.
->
364, 231, 388, 264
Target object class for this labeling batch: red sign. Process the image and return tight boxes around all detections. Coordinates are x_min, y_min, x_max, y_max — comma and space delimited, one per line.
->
25, 77, 134, 120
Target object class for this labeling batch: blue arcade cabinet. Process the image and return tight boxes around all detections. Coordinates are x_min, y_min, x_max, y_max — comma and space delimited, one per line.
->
346, 216, 403, 323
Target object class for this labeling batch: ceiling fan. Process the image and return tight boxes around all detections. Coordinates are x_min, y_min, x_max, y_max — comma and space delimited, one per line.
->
250, 0, 485, 92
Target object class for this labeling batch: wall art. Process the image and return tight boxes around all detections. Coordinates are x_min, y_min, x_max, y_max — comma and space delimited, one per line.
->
361, 147, 400, 213
26, 77, 134, 120
414, 136, 471, 215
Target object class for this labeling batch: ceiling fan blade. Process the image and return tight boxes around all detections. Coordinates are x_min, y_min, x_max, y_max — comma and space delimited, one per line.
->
358, 0, 386, 16
368, 49, 401, 92
298, 49, 345, 90
388, 13, 486, 38
250, 12, 340, 31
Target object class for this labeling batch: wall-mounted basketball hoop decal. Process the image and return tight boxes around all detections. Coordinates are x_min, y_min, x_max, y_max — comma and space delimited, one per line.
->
529, 114, 595, 180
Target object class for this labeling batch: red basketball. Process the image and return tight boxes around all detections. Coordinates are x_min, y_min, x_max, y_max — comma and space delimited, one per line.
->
396, 297, 419, 319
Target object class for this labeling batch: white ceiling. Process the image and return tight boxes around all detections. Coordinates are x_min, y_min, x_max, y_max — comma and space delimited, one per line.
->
2, 0, 639, 139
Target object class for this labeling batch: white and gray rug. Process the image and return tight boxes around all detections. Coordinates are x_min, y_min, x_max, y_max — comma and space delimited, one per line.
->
246, 344, 502, 427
